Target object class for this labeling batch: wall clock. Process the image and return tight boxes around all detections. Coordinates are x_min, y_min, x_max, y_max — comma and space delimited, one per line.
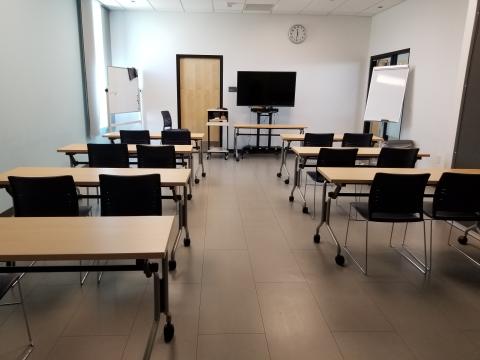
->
288, 24, 306, 44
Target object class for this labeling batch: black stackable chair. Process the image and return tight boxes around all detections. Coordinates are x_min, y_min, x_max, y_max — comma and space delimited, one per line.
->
342, 133, 373, 147
345, 173, 430, 275
303, 133, 335, 147
424, 172, 480, 268
119, 130, 150, 145
161, 111, 173, 130
161, 129, 191, 145
376, 147, 419, 168
137, 145, 177, 201
304, 148, 358, 216
87, 143, 130, 168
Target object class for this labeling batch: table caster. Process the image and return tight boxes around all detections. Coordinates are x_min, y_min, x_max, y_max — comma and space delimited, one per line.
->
276, 172, 282, 178
458, 235, 468, 245
168, 260, 176, 271
284, 179, 289, 185
202, 172, 206, 177
313, 234, 320, 243
224, 154, 229, 160
335, 255, 345, 266
289, 196, 294, 202
195, 178, 200, 184
184, 238, 191, 247
187, 194, 192, 200
164, 323, 175, 343
302, 206, 309, 214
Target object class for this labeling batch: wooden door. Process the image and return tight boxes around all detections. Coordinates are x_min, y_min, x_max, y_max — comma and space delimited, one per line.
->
178, 57, 222, 142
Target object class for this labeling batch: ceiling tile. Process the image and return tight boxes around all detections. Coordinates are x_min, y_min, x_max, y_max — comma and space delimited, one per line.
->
98, 0, 124, 9
116, 0, 153, 9
272, 0, 311, 14
148, 0, 184, 11
331, 0, 380, 14
300, 0, 347, 15
182, 0, 213, 12
361, 0, 404, 15
214, 0, 245, 12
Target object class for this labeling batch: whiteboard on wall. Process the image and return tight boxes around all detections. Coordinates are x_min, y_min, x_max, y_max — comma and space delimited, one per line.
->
107, 66, 140, 114
364, 65, 409, 123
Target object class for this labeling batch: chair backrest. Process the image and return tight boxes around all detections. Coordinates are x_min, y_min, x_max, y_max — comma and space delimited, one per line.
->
316, 148, 358, 168
432, 173, 480, 216
342, 133, 373, 147
382, 140, 415, 149
161, 111, 173, 130
137, 145, 176, 168
87, 143, 130, 168
8, 176, 79, 217
368, 173, 430, 219
99, 174, 162, 216
161, 129, 191, 145
376, 148, 419, 168
119, 130, 151, 145
303, 133, 334, 147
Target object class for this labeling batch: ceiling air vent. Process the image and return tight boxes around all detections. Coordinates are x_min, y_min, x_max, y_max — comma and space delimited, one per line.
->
243, 3, 275, 12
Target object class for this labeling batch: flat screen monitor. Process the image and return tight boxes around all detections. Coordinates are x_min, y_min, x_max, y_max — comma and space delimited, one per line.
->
236, 71, 296, 107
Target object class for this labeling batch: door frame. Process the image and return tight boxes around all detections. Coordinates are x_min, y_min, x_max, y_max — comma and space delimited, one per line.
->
176, 54, 223, 128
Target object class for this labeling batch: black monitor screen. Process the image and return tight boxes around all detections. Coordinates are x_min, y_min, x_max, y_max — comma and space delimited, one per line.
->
236, 71, 296, 107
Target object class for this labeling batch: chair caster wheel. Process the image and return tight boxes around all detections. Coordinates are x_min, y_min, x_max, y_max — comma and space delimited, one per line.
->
168, 260, 176, 271
236, 158, 240, 162
289, 196, 294, 202
164, 323, 174, 343
313, 234, 320, 243
187, 194, 192, 200
335, 255, 345, 266
284, 179, 290, 185
202, 172, 206, 177
184, 238, 191, 247
302, 206, 309, 214
195, 178, 200, 184
277, 172, 282, 178
458, 236, 468, 245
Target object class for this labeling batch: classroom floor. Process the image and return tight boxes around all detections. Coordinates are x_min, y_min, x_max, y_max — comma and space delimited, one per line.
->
1, 155, 480, 360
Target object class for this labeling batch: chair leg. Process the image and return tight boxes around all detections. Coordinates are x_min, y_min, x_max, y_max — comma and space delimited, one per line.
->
422, 221, 428, 273
365, 221, 369, 275
313, 181, 317, 218
429, 219, 433, 272
18, 281, 34, 359
389, 223, 395, 248
344, 204, 352, 247
402, 223, 408, 247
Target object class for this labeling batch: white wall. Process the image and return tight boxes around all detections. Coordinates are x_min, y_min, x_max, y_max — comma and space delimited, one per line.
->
109, 12, 371, 146
0, 0, 87, 211
369, 0, 473, 167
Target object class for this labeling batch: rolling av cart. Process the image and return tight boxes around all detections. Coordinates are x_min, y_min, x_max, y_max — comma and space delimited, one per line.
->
207, 109, 229, 160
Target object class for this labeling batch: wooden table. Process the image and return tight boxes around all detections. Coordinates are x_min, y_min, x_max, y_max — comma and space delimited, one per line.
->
312, 167, 480, 267
288, 147, 431, 214
57, 144, 195, 198
233, 124, 307, 161
0, 167, 191, 270
103, 132, 206, 181
0, 216, 175, 359
277, 133, 384, 182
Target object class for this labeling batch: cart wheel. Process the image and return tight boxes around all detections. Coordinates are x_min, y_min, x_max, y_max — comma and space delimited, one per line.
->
164, 323, 175, 343
184, 238, 191, 247
302, 206, 309, 214
276, 172, 282, 178
224, 155, 228, 160
289, 196, 294, 202
168, 260, 176, 271
458, 236, 468, 245
187, 194, 192, 200
236, 158, 239, 162
313, 234, 320, 243
202, 172, 206, 177
195, 178, 200, 184
335, 255, 345, 266
284, 179, 290, 185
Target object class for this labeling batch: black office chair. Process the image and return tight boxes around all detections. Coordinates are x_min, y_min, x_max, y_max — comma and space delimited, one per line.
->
345, 173, 430, 275
376, 148, 419, 168
99, 174, 162, 216
305, 148, 358, 216
161, 129, 191, 145
303, 133, 334, 147
342, 133, 373, 147
161, 111, 173, 130
137, 145, 177, 201
87, 143, 130, 168
119, 130, 150, 145
424, 172, 480, 268
0, 273, 33, 358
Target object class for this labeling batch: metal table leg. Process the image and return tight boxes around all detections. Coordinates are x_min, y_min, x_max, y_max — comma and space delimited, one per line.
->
288, 154, 308, 213
234, 128, 239, 161
187, 155, 193, 200
277, 140, 292, 184
199, 140, 206, 177
169, 184, 191, 271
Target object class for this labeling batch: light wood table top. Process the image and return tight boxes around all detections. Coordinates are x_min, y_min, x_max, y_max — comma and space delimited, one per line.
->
292, 146, 430, 159
0, 167, 191, 187
0, 216, 175, 261
57, 144, 193, 155
207, 121, 229, 127
234, 124, 307, 130
103, 132, 204, 141
280, 133, 383, 143
317, 167, 480, 185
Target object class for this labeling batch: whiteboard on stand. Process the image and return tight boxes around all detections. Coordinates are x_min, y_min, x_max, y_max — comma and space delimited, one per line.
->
107, 66, 140, 114
364, 65, 409, 123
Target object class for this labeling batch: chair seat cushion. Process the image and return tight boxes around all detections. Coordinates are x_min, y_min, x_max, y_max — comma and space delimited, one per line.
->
423, 202, 480, 221
0, 273, 20, 300
306, 171, 325, 183
352, 202, 423, 222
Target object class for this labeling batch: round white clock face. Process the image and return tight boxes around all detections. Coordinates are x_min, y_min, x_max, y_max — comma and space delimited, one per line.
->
288, 24, 306, 44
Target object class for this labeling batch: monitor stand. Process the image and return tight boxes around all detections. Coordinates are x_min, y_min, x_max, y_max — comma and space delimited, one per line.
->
243, 107, 280, 154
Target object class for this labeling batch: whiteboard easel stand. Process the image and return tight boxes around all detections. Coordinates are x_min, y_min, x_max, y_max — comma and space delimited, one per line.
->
105, 88, 144, 132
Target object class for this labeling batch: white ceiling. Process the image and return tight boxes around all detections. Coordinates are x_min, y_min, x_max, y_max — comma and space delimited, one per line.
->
98, 0, 406, 16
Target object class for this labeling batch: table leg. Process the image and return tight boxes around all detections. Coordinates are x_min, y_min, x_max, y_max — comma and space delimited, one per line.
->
187, 155, 193, 199
277, 140, 291, 184
199, 140, 206, 177
288, 155, 307, 212
234, 128, 239, 161
183, 184, 190, 246
277, 140, 285, 179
